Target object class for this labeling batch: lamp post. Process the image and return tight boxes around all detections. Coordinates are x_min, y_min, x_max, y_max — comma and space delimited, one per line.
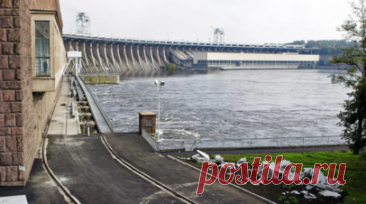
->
154, 79, 165, 141
109, 118, 114, 132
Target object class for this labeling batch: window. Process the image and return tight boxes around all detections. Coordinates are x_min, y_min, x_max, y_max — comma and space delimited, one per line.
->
35, 21, 50, 77
146, 119, 152, 127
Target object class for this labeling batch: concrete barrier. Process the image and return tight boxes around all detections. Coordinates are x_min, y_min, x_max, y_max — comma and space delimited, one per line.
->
159, 46, 169, 64
100, 43, 111, 71
153, 46, 162, 67
92, 43, 104, 71
127, 44, 138, 70
86, 42, 97, 72
120, 44, 131, 71
111, 44, 121, 71
134, 45, 146, 70
146, 46, 157, 70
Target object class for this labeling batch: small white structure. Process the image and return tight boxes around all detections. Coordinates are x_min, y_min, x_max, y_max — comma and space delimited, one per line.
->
319, 190, 341, 198
192, 150, 210, 163
197, 150, 210, 161
64, 51, 83, 75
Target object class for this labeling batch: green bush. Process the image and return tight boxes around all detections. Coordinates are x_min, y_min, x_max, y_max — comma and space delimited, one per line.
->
190, 157, 197, 163
164, 63, 183, 71
281, 184, 295, 190
215, 160, 222, 165
278, 196, 286, 201
289, 196, 299, 204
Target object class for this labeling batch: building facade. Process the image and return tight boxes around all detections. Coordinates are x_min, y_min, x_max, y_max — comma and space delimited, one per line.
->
193, 52, 320, 69
0, 0, 66, 186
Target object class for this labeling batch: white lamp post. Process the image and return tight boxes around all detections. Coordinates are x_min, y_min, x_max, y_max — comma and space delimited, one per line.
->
154, 79, 165, 141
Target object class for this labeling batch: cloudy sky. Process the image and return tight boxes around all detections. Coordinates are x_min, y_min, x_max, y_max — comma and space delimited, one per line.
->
60, 0, 352, 44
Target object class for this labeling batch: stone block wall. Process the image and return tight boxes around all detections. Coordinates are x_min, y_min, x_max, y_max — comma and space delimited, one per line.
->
0, 0, 30, 186
0, 0, 63, 186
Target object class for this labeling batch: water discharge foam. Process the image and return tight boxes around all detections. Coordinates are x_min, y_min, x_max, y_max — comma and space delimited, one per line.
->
89, 70, 350, 145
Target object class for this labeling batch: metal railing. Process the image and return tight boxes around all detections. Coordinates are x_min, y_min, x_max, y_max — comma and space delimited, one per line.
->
141, 128, 159, 151
154, 136, 346, 151
78, 76, 114, 132
74, 81, 84, 102
71, 102, 76, 118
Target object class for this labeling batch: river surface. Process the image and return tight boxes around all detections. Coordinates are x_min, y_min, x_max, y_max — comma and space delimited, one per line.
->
88, 69, 350, 140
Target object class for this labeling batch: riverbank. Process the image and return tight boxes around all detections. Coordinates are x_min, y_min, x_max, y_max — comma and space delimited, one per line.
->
175, 150, 366, 204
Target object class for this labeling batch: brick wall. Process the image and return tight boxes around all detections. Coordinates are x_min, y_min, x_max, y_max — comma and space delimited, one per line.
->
0, 0, 62, 186
0, 0, 29, 186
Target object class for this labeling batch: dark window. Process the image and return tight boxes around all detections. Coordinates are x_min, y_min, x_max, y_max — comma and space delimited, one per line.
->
146, 119, 152, 127
35, 21, 50, 77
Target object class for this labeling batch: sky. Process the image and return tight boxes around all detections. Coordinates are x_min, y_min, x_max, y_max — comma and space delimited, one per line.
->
60, 0, 352, 44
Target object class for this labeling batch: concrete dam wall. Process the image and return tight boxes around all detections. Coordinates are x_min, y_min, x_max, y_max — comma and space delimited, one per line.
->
64, 34, 319, 73
64, 40, 175, 73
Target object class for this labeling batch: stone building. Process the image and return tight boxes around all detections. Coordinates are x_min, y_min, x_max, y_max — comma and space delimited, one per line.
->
0, 0, 66, 186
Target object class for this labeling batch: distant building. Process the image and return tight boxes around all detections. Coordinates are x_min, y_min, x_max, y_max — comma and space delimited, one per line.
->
193, 51, 319, 69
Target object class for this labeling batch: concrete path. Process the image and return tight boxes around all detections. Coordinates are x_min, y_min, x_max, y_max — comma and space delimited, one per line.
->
0, 159, 67, 204
26, 159, 68, 204
46, 134, 183, 204
48, 77, 80, 135
105, 133, 267, 204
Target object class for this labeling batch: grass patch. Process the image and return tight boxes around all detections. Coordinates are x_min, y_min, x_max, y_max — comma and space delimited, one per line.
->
219, 151, 366, 204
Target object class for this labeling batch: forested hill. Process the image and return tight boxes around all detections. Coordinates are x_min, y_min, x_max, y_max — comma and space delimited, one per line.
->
286, 40, 356, 55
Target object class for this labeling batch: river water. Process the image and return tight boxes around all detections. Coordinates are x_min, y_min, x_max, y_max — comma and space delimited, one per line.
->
88, 69, 350, 140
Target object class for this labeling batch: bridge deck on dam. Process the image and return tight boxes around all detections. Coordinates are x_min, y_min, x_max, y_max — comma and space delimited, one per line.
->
64, 34, 320, 73
64, 34, 315, 50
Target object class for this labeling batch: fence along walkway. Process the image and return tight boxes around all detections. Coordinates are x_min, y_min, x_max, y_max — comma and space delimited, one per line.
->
141, 133, 346, 152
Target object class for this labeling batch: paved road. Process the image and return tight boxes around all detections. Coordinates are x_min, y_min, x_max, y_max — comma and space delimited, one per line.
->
0, 159, 67, 204
105, 132, 267, 204
162, 146, 349, 156
46, 134, 184, 204
26, 159, 68, 204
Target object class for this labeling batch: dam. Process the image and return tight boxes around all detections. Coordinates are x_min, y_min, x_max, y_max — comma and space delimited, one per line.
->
64, 34, 320, 72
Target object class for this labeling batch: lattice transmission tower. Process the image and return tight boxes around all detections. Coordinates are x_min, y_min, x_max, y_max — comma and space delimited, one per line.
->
211, 27, 225, 43
75, 12, 91, 34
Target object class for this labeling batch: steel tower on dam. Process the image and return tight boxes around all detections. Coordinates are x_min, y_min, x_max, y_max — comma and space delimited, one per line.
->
63, 34, 320, 72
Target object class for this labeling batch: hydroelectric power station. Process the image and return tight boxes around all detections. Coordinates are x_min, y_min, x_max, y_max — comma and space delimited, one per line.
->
64, 33, 320, 72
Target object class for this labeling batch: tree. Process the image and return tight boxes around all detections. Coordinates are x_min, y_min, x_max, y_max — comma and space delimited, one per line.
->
332, 70, 366, 154
331, 0, 366, 154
